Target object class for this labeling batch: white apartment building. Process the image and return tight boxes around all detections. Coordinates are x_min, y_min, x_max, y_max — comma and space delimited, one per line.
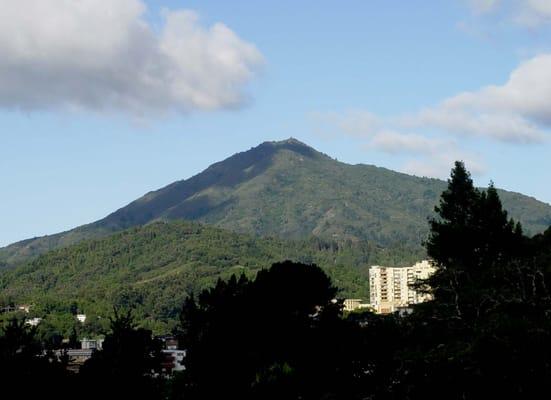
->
369, 260, 435, 314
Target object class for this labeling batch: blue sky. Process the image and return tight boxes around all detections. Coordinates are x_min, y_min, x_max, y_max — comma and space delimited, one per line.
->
2, 0, 551, 246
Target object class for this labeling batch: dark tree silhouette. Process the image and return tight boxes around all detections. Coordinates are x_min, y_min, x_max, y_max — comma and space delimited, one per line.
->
388, 162, 551, 400
424, 162, 525, 322
80, 308, 164, 399
174, 261, 355, 400
0, 317, 72, 399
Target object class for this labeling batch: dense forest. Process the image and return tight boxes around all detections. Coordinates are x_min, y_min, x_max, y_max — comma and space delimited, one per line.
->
2, 161, 551, 399
0, 221, 423, 336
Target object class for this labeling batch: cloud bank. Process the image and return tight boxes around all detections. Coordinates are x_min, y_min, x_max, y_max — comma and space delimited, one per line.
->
467, 0, 551, 26
409, 53, 551, 144
313, 53, 551, 178
0, 0, 264, 116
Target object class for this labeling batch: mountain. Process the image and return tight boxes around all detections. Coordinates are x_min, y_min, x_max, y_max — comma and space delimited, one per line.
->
0, 220, 405, 333
1, 138, 551, 266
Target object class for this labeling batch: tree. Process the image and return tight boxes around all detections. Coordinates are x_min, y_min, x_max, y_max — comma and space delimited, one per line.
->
392, 162, 551, 399
0, 317, 72, 398
423, 162, 524, 322
174, 261, 351, 400
80, 308, 164, 399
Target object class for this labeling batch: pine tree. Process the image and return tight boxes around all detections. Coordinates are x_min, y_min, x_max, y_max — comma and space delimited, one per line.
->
424, 162, 525, 321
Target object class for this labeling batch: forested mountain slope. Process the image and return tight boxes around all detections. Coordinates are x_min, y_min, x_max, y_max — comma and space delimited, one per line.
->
0, 221, 419, 330
2, 138, 550, 266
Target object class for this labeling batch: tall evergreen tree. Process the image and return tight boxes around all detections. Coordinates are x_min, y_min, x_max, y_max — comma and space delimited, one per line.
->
424, 162, 525, 321
395, 162, 551, 400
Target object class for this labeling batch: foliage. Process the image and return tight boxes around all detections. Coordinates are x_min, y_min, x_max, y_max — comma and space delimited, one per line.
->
1, 160, 550, 400
2, 139, 550, 266
168, 162, 551, 399
0, 317, 73, 398
173, 261, 357, 400
357, 162, 551, 399
423, 162, 526, 320
79, 308, 164, 399
0, 220, 414, 334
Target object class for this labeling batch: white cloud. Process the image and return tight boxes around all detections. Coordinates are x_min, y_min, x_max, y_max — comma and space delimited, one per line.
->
315, 55, 551, 145
443, 54, 551, 124
311, 53, 551, 179
466, 0, 551, 26
402, 152, 486, 179
407, 108, 545, 143
0, 0, 264, 116
365, 131, 485, 178
310, 111, 486, 178
367, 131, 453, 155
526, 0, 551, 15
313, 53, 551, 147
401, 53, 551, 144
516, 0, 551, 25
467, 0, 501, 14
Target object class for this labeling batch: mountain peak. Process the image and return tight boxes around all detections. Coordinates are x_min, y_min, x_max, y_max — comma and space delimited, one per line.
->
257, 137, 313, 149
2, 139, 551, 267
254, 137, 324, 160
271, 137, 309, 146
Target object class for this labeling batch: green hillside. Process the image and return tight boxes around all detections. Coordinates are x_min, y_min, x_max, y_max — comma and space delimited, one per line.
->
0, 220, 422, 332
2, 138, 550, 267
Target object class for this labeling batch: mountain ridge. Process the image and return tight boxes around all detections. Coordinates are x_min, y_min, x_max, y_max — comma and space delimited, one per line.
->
2, 138, 550, 266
